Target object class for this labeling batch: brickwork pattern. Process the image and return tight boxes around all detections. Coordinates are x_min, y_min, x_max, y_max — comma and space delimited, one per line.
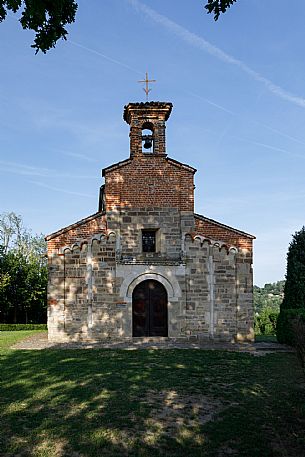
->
47, 213, 107, 254
123, 102, 172, 157
104, 156, 195, 212
47, 100, 254, 343
195, 215, 253, 251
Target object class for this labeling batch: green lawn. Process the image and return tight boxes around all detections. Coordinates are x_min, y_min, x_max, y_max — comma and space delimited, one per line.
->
0, 330, 46, 350
0, 333, 304, 457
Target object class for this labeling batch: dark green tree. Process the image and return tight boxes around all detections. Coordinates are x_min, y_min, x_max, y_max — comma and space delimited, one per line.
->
0, 0, 77, 53
281, 227, 305, 311
204, 0, 238, 20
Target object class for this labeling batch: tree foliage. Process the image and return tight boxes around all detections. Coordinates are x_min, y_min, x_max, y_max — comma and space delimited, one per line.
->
0, 1, 238, 53
204, 0, 238, 20
253, 281, 284, 335
0, 0, 77, 53
281, 227, 305, 311
254, 281, 285, 314
0, 212, 47, 323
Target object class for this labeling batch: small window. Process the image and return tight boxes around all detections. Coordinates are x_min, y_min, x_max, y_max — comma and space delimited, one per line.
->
98, 184, 105, 212
142, 230, 156, 252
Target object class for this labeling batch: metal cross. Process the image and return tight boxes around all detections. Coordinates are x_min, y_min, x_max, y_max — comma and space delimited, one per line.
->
138, 72, 156, 101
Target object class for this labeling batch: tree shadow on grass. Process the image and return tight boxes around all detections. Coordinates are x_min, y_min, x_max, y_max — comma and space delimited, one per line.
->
0, 349, 304, 457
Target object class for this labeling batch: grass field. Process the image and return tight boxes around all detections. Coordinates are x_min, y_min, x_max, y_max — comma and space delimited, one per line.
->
0, 332, 304, 457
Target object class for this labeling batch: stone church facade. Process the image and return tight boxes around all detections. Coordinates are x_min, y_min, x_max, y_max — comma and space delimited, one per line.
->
46, 101, 255, 343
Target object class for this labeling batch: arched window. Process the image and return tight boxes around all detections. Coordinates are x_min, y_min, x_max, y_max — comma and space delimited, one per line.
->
141, 122, 154, 153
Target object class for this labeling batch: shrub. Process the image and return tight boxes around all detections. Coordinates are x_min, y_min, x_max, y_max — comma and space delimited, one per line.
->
255, 307, 279, 335
291, 317, 305, 368
281, 227, 305, 311
276, 309, 305, 345
0, 324, 47, 331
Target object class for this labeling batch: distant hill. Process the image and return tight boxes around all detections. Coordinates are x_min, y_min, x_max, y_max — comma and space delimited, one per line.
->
254, 281, 285, 313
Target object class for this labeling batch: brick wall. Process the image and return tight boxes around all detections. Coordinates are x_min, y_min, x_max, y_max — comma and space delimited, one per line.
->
124, 102, 172, 157
195, 215, 253, 251
104, 156, 195, 212
46, 213, 107, 254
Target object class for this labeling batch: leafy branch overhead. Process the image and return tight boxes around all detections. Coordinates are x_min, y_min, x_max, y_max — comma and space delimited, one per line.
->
0, 0, 236, 53
0, 0, 78, 53
204, 0, 237, 20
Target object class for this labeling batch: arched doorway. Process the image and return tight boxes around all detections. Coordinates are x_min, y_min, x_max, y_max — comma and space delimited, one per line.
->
132, 279, 168, 337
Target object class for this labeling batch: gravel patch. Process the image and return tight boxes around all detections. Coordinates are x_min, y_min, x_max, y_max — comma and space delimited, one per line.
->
11, 332, 294, 354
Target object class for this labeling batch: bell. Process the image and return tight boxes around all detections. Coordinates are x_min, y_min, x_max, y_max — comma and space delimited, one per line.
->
142, 134, 153, 150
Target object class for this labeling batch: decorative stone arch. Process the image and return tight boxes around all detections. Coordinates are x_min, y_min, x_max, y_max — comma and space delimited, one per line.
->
60, 242, 86, 254
58, 232, 112, 255
228, 246, 238, 255
186, 233, 238, 256
119, 271, 182, 303
127, 273, 174, 300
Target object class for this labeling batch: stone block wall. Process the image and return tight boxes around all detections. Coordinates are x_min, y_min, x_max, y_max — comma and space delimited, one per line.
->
107, 207, 194, 261
46, 100, 254, 343
48, 235, 119, 342
48, 230, 254, 342
183, 236, 254, 341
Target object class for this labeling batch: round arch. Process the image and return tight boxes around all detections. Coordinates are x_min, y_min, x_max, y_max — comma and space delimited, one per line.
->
125, 272, 176, 300
132, 279, 168, 337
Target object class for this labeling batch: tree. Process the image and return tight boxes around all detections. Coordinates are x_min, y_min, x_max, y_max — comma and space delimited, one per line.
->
204, 0, 238, 20
0, 211, 23, 254
254, 280, 285, 314
0, 212, 47, 323
0, 0, 77, 53
281, 227, 305, 311
0, 1, 236, 54
253, 281, 284, 336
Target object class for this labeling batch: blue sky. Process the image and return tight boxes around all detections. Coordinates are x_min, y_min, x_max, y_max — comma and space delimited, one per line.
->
1, 0, 305, 286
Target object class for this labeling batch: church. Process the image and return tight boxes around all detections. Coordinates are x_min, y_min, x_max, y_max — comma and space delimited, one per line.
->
46, 100, 255, 343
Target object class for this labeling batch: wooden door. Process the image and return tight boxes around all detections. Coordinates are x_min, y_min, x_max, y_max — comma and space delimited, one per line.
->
132, 280, 168, 337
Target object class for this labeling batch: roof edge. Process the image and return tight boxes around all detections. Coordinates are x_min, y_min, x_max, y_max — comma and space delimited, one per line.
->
102, 156, 196, 175
102, 158, 132, 176
166, 157, 197, 173
123, 101, 173, 123
46, 211, 106, 241
195, 214, 255, 239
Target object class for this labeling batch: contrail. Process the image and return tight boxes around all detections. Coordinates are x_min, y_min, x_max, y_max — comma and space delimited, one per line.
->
233, 137, 305, 160
128, 0, 305, 109
6, 11, 141, 75
0, 160, 96, 179
29, 181, 95, 198
187, 90, 235, 115
258, 123, 305, 147
70, 40, 142, 75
